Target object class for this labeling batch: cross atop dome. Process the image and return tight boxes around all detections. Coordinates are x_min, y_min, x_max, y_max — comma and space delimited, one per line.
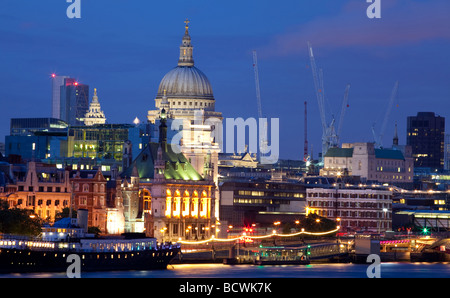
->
184, 18, 190, 35
179, 19, 194, 67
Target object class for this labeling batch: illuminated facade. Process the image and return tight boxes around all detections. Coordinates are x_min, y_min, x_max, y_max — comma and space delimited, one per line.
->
146, 21, 221, 220
84, 88, 106, 126
219, 180, 306, 228
67, 124, 134, 161
120, 113, 216, 242
1, 161, 71, 222
306, 186, 392, 233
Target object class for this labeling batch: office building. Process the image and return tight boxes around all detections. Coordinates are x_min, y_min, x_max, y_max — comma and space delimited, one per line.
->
407, 112, 445, 169
60, 78, 89, 126
10, 118, 68, 136
51, 74, 68, 119
444, 134, 450, 170
67, 123, 148, 162
219, 180, 306, 228
5, 118, 68, 161
306, 185, 392, 233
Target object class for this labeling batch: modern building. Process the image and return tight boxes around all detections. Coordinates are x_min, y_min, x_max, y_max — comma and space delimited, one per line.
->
10, 118, 68, 136
219, 180, 307, 228
321, 142, 414, 186
84, 88, 106, 126
5, 118, 69, 161
407, 112, 445, 169
51, 74, 69, 119
60, 78, 89, 126
306, 185, 393, 233
444, 134, 450, 170
67, 124, 137, 161
5, 136, 68, 162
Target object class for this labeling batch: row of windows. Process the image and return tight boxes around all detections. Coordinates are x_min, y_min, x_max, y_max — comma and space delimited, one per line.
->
74, 183, 105, 193
234, 198, 290, 205
77, 196, 105, 206
307, 192, 391, 199
311, 209, 391, 220
309, 200, 390, 209
237, 190, 304, 198
168, 223, 209, 236
18, 186, 68, 193
13, 198, 69, 207
171, 101, 213, 107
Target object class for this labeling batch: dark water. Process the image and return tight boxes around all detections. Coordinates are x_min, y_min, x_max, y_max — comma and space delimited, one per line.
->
2, 262, 450, 278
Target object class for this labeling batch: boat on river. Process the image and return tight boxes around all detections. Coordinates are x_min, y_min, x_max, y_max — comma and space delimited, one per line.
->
0, 234, 180, 273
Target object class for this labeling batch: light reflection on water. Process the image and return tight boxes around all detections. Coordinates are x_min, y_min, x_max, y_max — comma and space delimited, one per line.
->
1, 262, 449, 278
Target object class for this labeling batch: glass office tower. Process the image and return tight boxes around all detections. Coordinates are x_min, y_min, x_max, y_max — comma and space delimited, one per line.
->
407, 112, 445, 169
60, 78, 89, 126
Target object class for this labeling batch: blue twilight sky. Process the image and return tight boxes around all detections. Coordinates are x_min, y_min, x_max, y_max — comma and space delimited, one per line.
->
1, 0, 449, 160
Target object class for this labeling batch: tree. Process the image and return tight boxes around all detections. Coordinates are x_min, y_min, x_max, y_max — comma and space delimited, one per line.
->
302, 213, 336, 233
0, 200, 42, 236
55, 207, 77, 221
88, 226, 101, 237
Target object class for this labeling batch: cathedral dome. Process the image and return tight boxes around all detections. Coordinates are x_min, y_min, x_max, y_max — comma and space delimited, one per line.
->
156, 66, 214, 100
155, 19, 214, 102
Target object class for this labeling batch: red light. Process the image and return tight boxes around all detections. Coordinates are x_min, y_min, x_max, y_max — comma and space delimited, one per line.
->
74, 82, 78, 86
51, 74, 56, 78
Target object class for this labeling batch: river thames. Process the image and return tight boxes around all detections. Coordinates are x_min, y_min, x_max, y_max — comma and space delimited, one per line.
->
1, 262, 449, 278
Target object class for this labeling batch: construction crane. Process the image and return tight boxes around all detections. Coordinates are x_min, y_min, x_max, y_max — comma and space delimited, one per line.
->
252, 50, 268, 160
337, 84, 351, 145
307, 42, 349, 160
372, 81, 399, 148
304, 101, 308, 161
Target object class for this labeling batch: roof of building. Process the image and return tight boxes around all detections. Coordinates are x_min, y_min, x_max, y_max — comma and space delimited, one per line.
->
120, 142, 203, 181
155, 21, 214, 101
375, 149, 405, 160
325, 147, 405, 160
324, 147, 353, 158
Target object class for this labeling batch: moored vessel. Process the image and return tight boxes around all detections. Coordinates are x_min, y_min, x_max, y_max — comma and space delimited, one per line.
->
0, 234, 180, 274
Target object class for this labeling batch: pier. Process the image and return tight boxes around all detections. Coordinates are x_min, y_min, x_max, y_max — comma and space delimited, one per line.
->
172, 235, 450, 265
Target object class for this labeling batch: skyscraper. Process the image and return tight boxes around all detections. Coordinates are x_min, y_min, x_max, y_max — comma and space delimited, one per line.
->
60, 78, 89, 126
51, 74, 68, 119
407, 112, 445, 169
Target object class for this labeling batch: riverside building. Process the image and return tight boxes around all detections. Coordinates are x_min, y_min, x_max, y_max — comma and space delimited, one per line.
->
306, 185, 393, 233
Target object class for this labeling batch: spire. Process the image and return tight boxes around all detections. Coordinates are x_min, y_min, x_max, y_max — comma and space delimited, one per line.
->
393, 121, 399, 146
84, 87, 106, 126
159, 110, 168, 150
160, 89, 170, 114
178, 19, 194, 67
92, 88, 98, 102
184, 18, 190, 35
